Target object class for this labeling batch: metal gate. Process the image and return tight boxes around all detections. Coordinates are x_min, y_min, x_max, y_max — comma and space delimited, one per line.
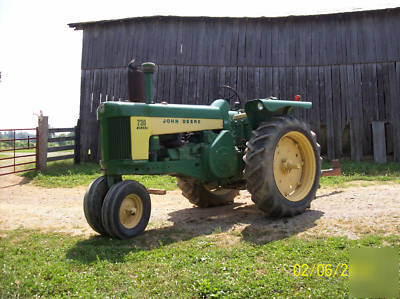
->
0, 128, 39, 176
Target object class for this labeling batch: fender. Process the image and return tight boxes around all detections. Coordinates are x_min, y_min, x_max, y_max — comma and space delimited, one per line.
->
244, 98, 312, 129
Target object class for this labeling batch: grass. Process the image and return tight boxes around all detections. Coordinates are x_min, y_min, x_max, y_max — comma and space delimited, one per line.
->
21, 160, 177, 190
0, 149, 72, 155
19, 159, 400, 189
0, 146, 37, 154
321, 160, 400, 187
1, 229, 398, 298
4, 148, 36, 153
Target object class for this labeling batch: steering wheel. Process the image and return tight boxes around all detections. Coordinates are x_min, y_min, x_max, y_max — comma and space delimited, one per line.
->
217, 85, 242, 110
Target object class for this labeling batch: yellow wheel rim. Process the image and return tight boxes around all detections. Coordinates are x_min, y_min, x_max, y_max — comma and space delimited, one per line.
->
119, 194, 143, 229
273, 131, 316, 202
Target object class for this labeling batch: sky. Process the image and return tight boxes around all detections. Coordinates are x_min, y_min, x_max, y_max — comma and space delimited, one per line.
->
0, 0, 399, 129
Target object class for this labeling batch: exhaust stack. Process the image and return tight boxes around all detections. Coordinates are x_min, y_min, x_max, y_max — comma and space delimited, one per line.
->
127, 60, 145, 102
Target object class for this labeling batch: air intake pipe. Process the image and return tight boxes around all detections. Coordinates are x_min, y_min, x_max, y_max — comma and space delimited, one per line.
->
141, 62, 155, 104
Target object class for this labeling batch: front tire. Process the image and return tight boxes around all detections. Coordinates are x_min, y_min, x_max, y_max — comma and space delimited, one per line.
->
101, 180, 151, 239
83, 176, 109, 236
177, 178, 238, 208
244, 116, 321, 217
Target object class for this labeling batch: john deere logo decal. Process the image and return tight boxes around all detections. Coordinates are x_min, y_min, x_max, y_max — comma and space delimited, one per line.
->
162, 118, 201, 124
183, 119, 201, 124
163, 118, 179, 124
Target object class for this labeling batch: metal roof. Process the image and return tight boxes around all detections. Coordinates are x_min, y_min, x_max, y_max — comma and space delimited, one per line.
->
68, 6, 400, 30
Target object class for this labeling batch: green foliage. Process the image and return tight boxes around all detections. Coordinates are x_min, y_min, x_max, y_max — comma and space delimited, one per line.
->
21, 160, 177, 190
0, 130, 73, 149
321, 160, 400, 187
1, 230, 398, 298
48, 132, 74, 147
0, 131, 36, 149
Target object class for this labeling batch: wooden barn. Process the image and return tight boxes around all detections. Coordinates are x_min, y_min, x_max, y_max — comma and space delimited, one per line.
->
69, 7, 400, 162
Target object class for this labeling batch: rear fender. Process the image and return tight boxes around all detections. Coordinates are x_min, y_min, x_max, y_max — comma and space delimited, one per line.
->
244, 98, 312, 129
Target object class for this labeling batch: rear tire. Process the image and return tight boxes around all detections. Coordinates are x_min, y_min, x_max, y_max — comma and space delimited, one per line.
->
177, 178, 238, 208
83, 176, 109, 236
101, 180, 151, 239
244, 116, 321, 217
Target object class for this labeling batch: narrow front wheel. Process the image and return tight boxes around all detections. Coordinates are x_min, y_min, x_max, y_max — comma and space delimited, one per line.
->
101, 180, 151, 239
83, 176, 109, 236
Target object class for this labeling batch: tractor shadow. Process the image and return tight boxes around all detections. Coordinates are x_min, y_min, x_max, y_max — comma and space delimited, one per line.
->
66, 200, 324, 264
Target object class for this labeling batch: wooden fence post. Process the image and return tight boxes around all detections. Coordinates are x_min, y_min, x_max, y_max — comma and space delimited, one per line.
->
38, 115, 48, 170
74, 119, 81, 164
371, 121, 386, 164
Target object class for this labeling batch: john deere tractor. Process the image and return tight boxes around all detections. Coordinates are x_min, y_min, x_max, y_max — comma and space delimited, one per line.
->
83, 62, 321, 239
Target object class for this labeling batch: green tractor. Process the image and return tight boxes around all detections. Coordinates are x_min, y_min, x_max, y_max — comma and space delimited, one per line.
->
84, 62, 321, 239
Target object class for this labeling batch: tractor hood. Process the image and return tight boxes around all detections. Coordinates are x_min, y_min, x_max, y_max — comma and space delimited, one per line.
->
98, 100, 229, 120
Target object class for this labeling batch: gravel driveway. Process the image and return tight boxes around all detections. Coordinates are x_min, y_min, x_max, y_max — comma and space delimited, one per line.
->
1, 174, 399, 241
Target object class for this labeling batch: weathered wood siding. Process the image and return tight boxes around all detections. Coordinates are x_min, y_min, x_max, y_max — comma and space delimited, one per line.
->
76, 9, 400, 162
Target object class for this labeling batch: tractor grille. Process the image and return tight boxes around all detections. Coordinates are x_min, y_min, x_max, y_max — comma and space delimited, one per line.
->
107, 117, 131, 160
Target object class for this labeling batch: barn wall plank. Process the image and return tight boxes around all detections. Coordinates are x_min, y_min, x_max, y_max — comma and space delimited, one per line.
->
381, 63, 393, 154
389, 63, 400, 161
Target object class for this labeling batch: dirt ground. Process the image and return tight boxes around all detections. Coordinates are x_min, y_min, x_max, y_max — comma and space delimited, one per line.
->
0, 174, 399, 241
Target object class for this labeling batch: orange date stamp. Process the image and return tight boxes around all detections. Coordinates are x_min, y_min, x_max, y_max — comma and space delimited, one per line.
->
293, 263, 349, 277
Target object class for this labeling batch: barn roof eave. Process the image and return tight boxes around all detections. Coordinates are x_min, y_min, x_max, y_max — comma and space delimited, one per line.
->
68, 6, 400, 30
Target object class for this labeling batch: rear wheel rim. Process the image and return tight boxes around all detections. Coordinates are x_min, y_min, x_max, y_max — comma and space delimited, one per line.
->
119, 194, 143, 229
273, 131, 316, 202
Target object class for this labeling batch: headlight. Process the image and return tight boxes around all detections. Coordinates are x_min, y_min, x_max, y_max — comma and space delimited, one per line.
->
257, 102, 264, 111
98, 103, 105, 113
